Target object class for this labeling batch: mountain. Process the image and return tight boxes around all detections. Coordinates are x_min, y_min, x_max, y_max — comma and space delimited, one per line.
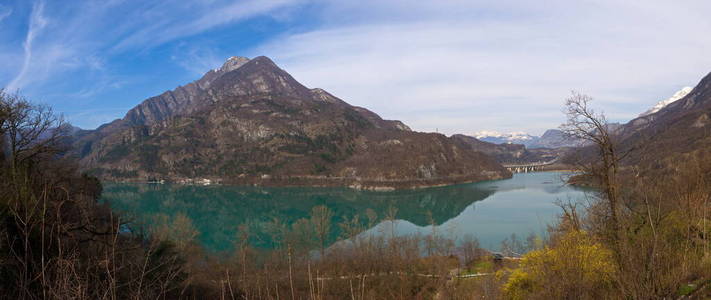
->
474, 129, 583, 149
639, 86, 694, 117
616, 72, 711, 166
528, 129, 584, 149
474, 131, 538, 147
452, 134, 528, 163
452, 134, 568, 164
566, 72, 711, 169
72, 56, 509, 189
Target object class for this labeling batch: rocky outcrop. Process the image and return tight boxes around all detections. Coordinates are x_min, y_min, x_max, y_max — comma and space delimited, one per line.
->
73, 56, 510, 189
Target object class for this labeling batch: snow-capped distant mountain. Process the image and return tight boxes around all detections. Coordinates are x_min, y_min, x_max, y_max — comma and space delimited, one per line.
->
639, 87, 694, 117
474, 129, 584, 149
474, 131, 537, 147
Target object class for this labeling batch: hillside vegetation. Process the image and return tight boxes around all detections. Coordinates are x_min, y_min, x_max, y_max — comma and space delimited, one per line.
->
2, 81, 711, 299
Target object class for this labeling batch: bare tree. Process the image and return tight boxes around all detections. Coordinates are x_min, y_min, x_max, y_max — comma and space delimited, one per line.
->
459, 234, 480, 266
557, 91, 700, 298
311, 205, 333, 258
560, 92, 621, 240
0, 89, 67, 170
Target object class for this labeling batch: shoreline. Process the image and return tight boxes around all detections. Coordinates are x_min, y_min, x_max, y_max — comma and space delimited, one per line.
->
101, 169, 584, 191
100, 171, 513, 191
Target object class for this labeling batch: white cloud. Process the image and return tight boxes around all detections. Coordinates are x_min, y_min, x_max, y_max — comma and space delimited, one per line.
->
4, 0, 711, 135
2, 0, 305, 93
7, 1, 47, 91
111, 0, 306, 52
258, 0, 711, 135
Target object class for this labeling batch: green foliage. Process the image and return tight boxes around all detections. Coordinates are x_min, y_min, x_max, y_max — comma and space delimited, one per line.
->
467, 260, 494, 274
677, 284, 696, 296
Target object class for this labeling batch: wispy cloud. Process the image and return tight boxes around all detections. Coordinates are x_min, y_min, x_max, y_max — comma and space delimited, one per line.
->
111, 0, 305, 52
6, 1, 47, 91
3, 0, 305, 91
259, 0, 711, 134
3, 0, 711, 134
0, 0, 307, 129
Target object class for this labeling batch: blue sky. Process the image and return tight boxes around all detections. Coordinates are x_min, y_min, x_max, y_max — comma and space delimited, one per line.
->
2, 0, 711, 135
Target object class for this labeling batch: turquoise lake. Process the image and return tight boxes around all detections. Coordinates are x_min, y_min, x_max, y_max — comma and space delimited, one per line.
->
101, 171, 589, 252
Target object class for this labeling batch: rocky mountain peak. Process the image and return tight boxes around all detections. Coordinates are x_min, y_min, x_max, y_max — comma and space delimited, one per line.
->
122, 55, 309, 126
208, 55, 311, 98
197, 56, 251, 89
219, 56, 250, 73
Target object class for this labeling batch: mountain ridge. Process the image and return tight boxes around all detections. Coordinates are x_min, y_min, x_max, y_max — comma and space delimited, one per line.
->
72, 56, 510, 189
565, 71, 711, 169
474, 129, 582, 149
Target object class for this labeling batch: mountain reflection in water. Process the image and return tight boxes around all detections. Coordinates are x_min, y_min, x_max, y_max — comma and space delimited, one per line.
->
101, 172, 588, 252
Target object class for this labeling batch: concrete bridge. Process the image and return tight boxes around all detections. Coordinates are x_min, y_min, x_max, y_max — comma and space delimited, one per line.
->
502, 159, 557, 173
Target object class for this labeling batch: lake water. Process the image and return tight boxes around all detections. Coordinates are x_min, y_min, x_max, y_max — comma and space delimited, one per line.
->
101, 171, 589, 252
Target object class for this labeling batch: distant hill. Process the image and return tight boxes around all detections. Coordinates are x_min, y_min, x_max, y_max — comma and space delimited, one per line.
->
72, 56, 509, 189
474, 131, 538, 147
474, 129, 583, 149
451, 134, 568, 164
452, 134, 527, 163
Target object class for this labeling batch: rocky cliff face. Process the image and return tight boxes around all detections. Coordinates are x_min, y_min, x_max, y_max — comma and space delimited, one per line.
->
73, 56, 509, 189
